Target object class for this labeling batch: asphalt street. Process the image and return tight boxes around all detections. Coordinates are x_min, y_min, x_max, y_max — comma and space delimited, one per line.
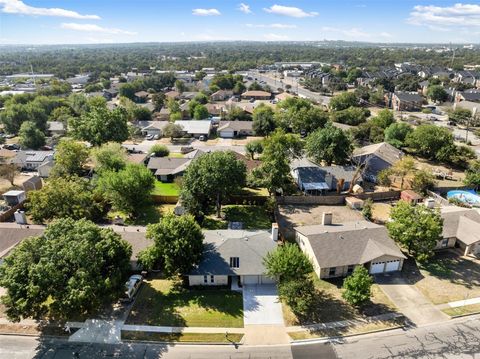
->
3, 316, 480, 359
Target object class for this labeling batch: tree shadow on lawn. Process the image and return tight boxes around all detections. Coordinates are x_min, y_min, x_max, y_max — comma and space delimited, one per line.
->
403, 251, 480, 289
126, 280, 242, 327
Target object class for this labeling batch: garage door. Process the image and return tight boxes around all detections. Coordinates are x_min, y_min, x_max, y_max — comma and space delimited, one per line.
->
260, 275, 276, 284
370, 262, 385, 274
385, 260, 400, 272
243, 275, 259, 284
220, 130, 234, 138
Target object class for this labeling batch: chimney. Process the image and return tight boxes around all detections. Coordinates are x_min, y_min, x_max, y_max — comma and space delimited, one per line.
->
322, 212, 333, 226
271, 223, 279, 241
325, 173, 334, 190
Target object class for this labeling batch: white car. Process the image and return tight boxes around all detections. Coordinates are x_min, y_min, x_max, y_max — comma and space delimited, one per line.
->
121, 274, 143, 303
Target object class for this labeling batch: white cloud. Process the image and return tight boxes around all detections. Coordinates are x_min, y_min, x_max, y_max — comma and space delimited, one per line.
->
238, 3, 252, 14
263, 33, 289, 41
0, 0, 100, 19
408, 3, 480, 27
192, 8, 221, 16
61, 23, 137, 36
321, 26, 392, 41
263, 5, 317, 18
246, 23, 296, 28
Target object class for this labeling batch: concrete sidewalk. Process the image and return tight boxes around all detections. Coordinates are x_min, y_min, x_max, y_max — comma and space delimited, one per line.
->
437, 296, 480, 310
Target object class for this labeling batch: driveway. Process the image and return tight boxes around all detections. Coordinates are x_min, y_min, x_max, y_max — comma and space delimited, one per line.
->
243, 284, 284, 325
375, 273, 448, 326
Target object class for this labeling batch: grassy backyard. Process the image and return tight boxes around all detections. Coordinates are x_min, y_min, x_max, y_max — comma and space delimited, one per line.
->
201, 205, 273, 230
152, 181, 180, 196
126, 278, 243, 328
282, 274, 397, 326
403, 252, 480, 304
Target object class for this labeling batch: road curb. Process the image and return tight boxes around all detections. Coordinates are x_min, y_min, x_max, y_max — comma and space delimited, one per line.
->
121, 339, 243, 346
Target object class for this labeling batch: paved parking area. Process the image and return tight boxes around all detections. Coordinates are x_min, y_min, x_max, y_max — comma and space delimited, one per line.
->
243, 284, 284, 325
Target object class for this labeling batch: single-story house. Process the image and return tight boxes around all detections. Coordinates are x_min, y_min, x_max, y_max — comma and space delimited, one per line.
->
290, 157, 360, 195
390, 91, 424, 111
17, 151, 54, 171
134, 90, 150, 102
147, 149, 203, 182
0, 223, 152, 269
275, 92, 294, 102
241, 90, 272, 101
47, 121, 66, 136
165, 90, 180, 100
37, 159, 54, 178
211, 89, 233, 101
188, 229, 277, 287
295, 214, 406, 278
231, 152, 262, 173
22, 176, 43, 192
438, 207, 480, 257
400, 190, 423, 205
127, 153, 148, 165
352, 142, 403, 183
205, 103, 226, 116
217, 121, 254, 138
455, 90, 480, 103
138, 120, 170, 137
175, 120, 212, 138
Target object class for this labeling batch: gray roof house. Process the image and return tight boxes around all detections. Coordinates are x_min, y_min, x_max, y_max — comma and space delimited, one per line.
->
290, 157, 360, 195
295, 216, 406, 279
47, 121, 66, 136
147, 150, 203, 182
137, 120, 169, 136
188, 230, 277, 287
352, 142, 403, 183
217, 121, 254, 138
175, 120, 212, 138
17, 151, 54, 171
438, 207, 480, 257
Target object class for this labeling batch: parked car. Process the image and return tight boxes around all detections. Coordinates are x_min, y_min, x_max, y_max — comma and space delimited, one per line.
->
120, 274, 143, 303
199, 135, 207, 141
145, 134, 154, 140
3, 144, 20, 150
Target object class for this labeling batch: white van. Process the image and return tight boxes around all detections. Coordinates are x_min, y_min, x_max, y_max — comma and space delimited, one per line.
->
121, 275, 143, 303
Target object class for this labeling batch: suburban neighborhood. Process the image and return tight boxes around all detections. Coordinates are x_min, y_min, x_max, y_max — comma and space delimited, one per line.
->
2, 1, 480, 358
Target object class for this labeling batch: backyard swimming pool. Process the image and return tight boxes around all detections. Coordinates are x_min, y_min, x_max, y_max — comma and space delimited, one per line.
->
447, 190, 480, 206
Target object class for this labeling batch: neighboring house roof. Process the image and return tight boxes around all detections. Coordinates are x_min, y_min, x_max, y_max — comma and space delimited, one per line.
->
295, 221, 406, 268
218, 121, 253, 132
135, 90, 149, 98
189, 230, 277, 276
147, 150, 203, 176
22, 151, 54, 163
211, 89, 233, 97
441, 207, 480, 245
353, 142, 403, 166
455, 100, 480, 114
0, 223, 152, 262
22, 176, 43, 191
165, 90, 180, 99
231, 152, 262, 172
139, 102, 155, 112
47, 121, 65, 132
205, 103, 225, 115
127, 153, 148, 165
393, 91, 423, 103
139, 120, 169, 131
181, 92, 199, 100
175, 120, 212, 135
242, 90, 271, 98
459, 91, 480, 102
275, 92, 294, 101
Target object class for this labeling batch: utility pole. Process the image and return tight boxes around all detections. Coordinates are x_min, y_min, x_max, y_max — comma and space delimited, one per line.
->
466, 107, 477, 144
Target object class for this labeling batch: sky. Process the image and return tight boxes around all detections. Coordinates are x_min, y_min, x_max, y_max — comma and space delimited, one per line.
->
0, 0, 479, 45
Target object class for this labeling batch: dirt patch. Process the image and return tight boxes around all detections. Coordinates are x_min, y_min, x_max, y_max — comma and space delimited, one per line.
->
372, 203, 392, 223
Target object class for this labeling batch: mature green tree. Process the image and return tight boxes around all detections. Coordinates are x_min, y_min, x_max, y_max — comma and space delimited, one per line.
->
70, 105, 129, 146
233, 81, 246, 95
411, 169, 437, 195
50, 139, 89, 177
252, 104, 276, 136
384, 122, 413, 149
163, 123, 184, 139
194, 92, 209, 105
464, 160, 480, 190
224, 106, 251, 121
0, 162, 18, 186
448, 108, 472, 126
245, 139, 263, 160
427, 85, 448, 102
148, 144, 170, 157
406, 124, 455, 161
0, 102, 48, 134
193, 104, 209, 120
278, 277, 316, 316
119, 83, 137, 100
0, 218, 131, 322
175, 80, 187, 93
370, 109, 395, 129
152, 92, 166, 111
275, 97, 327, 134
342, 266, 373, 306
387, 201, 443, 262
181, 151, 246, 217
329, 92, 358, 111
91, 142, 128, 173
330, 106, 370, 126
251, 129, 302, 195
389, 156, 416, 189
395, 74, 420, 92
27, 176, 103, 223
362, 198, 373, 221
264, 243, 313, 282
97, 163, 155, 217
18, 121, 45, 150
305, 123, 352, 165
138, 214, 204, 276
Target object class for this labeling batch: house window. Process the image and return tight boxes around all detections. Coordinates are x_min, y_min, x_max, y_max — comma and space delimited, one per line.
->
203, 275, 208, 284
329, 267, 336, 277
230, 257, 240, 268
347, 265, 355, 275
210, 275, 214, 283
441, 238, 449, 248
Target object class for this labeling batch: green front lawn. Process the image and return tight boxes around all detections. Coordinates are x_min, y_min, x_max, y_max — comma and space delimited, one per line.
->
442, 303, 480, 317
126, 278, 243, 328
152, 181, 180, 196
